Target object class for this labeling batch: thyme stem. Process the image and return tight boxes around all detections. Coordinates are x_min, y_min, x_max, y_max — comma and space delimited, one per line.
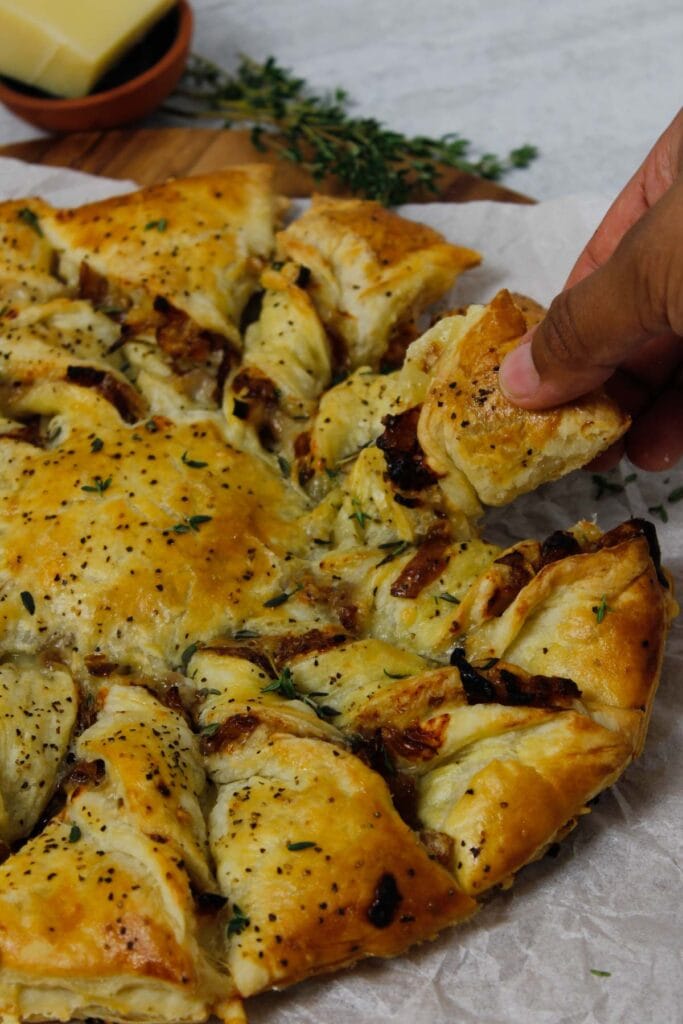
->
166, 54, 537, 206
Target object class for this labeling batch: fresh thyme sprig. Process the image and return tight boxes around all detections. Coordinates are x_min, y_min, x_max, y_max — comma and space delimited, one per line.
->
262, 666, 340, 721
166, 55, 537, 206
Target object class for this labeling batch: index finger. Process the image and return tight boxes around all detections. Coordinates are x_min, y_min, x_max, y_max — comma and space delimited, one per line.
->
565, 107, 683, 290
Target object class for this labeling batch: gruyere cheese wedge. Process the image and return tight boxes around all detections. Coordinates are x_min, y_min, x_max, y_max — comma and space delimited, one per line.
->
0, 0, 176, 98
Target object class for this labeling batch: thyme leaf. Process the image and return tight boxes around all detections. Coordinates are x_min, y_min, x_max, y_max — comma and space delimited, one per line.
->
593, 595, 610, 624
18, 207, 43, 236
592, 473, 624, 500
200, 722, 221, 737
375, 539, 411, 567
313, 703, 341, 720
181, 450, 208, 469
648, 503, 669, 523
20, 590, 35, 615
263, 584, 302, 608
180, 642, 199, 673
350, 497, 369, 530
188, 514, 212, 530
227, 904, 250, 936
261, 666, 298, 700
145, 218, 168, 231
172, 514, 213, 534
81, 475, 112, 495
287, 841, 316, 851
261, 667, 339, 721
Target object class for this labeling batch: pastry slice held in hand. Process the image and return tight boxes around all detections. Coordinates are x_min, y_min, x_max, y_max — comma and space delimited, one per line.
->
418, 289, 629, 508
294, 289, 627, 519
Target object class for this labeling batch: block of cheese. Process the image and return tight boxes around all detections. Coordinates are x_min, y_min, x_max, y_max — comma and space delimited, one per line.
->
0, 0, 177, 98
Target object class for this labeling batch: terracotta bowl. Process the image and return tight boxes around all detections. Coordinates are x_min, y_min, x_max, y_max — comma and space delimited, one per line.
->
0, 1, 193, 133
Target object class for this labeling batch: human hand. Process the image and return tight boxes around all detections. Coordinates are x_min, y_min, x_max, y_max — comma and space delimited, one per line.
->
499, 108, 683, 470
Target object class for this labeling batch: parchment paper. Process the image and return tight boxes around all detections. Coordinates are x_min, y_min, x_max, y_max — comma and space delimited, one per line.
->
2, 159, 681, 1024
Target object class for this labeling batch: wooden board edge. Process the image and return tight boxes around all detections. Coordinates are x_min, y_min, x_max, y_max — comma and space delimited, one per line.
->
0, 128, 535, 204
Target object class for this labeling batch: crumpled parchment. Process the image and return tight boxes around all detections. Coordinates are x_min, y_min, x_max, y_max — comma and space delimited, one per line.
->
2, 159, 681, 1024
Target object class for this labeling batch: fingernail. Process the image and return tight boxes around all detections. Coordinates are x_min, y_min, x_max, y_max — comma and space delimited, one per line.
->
499, 336, 540, 401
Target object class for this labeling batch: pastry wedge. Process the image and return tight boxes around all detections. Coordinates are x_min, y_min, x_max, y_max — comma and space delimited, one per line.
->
41, 168, 278, 350
0, 684, 241, 1023
277, 195, 481, 369
418, 289, 629, 506
0, 657, 77, 846
207, 732, 476, 995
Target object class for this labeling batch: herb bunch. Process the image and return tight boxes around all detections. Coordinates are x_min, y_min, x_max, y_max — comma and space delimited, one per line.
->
166, 55, 537, 206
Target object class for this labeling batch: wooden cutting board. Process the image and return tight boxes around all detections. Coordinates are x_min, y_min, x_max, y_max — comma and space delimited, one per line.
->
0, 127, 534, 202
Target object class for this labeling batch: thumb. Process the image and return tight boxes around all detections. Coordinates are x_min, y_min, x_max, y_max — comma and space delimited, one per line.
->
499, 176, 683, 408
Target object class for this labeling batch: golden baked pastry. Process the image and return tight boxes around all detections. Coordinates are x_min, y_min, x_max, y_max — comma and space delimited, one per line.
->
0, 685, 242, 1024
0, 171, 675, 1024
277, 195, 481, 369
417, 289, 629, 507
41, 168, 278, 348
0, 199, 67, 307
0, 658, 77, 846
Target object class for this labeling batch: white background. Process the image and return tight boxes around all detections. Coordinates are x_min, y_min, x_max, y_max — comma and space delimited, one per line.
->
0, 0, 682, 199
